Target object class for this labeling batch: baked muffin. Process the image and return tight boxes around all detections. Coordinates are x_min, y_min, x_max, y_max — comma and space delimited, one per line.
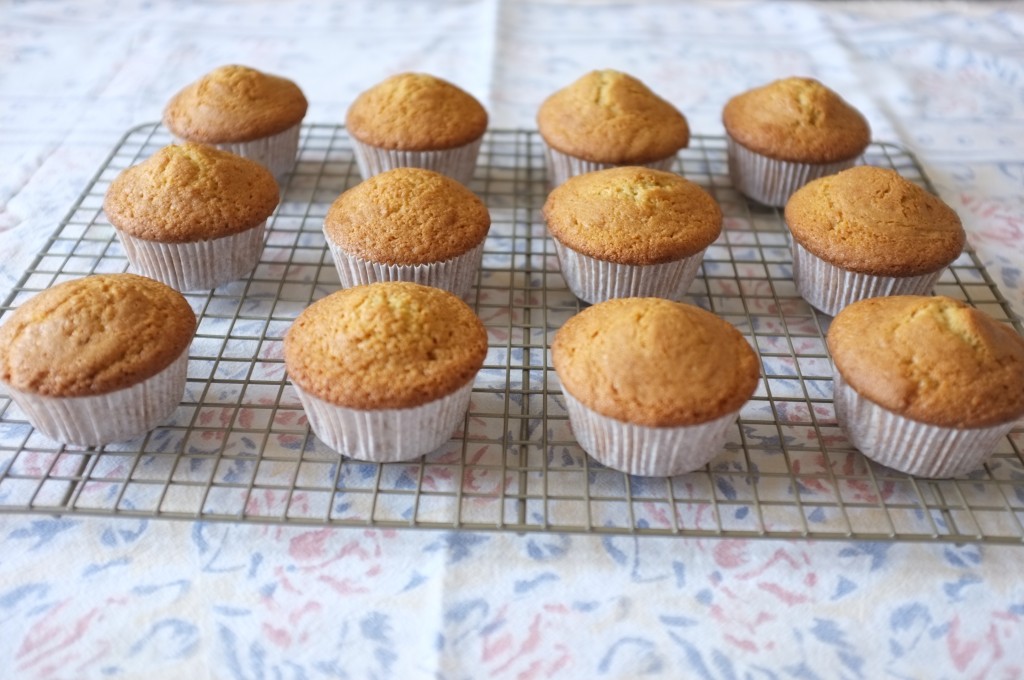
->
542, 166, 721, 303
345, 73, 488, 185
104, 143, 280, 292
784, 165, 965, 315
552, 298, 759, 476
537, 69, 690, 187
722, 77, 871, 206
828, 295, 1024, 477
0, 274, 195, 446
163, 64, 308, 178
284, 282, 488, 462
323, 168, 490, 300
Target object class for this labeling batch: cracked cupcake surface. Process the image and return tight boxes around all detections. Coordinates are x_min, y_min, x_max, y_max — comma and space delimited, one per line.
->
784, 165, 964, 276
827, 295, 1024, 428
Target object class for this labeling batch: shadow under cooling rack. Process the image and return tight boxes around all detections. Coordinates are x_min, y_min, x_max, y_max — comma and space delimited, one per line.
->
1, 123, 1023, 543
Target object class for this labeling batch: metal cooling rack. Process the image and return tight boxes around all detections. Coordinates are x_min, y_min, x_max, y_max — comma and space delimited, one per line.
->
1, 124, 1023, 544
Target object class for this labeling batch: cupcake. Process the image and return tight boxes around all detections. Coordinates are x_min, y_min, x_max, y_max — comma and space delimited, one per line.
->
0, 274, 195, 446
103, 143, 280, 292
537, 69, 690, 187
323, 168, 490, 300
552, 298, 759, 476
284, 282, 488, 462
722, 77, 871, 206
542, 166, 721, 303
784, 165, 965, 316
163, 64, 308, 178
345, 73, 488, 185
828, 295, 1024, 478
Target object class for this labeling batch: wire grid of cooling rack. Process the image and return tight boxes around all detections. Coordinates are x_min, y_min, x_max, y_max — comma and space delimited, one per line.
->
1, 124, 1023, 543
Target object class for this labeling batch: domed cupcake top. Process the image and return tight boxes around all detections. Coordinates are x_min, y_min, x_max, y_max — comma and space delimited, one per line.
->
828, 295, 1024, 428
543, 166, 721, 264
784, 165, 964, 276
324, 168, 490, 265
164, 64, 308, 143
553, 298, 759, 427
345, 73, 488, 150
284, 282, 488, 410
0, 273, 195, 397
103, 143, 279, 243
723, 77, 870, 163
537, 69, 690, 164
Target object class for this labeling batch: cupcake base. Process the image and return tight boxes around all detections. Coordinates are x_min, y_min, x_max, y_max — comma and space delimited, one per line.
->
726, 135, 858, 208
562, 389, 739, 476
5, 350, 189, 447
553, 240, 705, 304
118, 221, 267, 292
833, 371, 1011, 478
325, 239, 484, 302
350, 137, 483, 186
212, 123, 302, 180
791, 239, 942, 316
543, 146, 675, 188
292, 380, 475, 463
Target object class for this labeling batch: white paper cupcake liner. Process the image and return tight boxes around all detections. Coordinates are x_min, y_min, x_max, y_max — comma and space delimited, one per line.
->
292, 379, 475, 463
543, 145, 675, 188
350, 137, 483, 186
552, 239, 704, 304
726, 135, 858, 207
4, 349, 189, 447
210, 122, 301, 179
833, 371, 1012, 478
325, 239, 484, 301
118, 221, 266, 292
562, 389, 739, 477
790, 239, 942, 316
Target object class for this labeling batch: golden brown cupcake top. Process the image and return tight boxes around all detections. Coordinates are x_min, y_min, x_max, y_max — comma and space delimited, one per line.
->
537, 69, 690, 164
552, 298, 759, 427
323, 168, 490, 265
345, 73, 488, 150
722, 77, 870, 163
785, 166, 965, 276
542, 166, 722, 264
0, 274, 195, 397
163, 65, 308, 143
828, 296, 1024, 428
103, 143, 280, 243
284, 282, 488, 410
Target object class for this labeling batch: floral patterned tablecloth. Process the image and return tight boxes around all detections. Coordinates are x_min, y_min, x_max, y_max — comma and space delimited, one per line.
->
1, 1, 1023, 677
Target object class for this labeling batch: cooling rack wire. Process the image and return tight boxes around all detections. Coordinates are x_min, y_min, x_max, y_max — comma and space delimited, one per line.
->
1, 124, 1022, 544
